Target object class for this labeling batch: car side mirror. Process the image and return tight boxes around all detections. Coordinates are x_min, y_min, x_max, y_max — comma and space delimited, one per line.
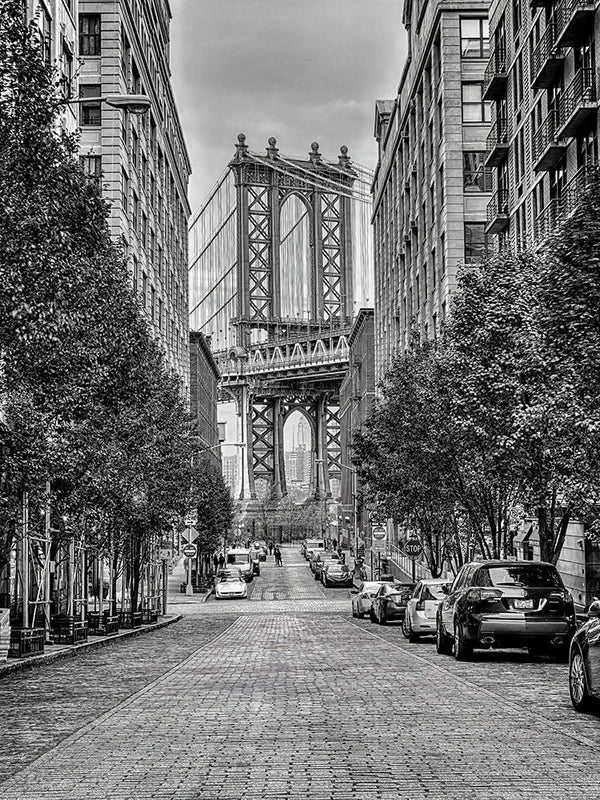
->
587, 599, 600, 618
441, 583, 450, 595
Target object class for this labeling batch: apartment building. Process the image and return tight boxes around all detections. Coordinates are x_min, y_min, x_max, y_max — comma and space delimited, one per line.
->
372, 0, 491, 380
27, 1, 79, 133
78, 0, 192, 389
484, 0, 599, 247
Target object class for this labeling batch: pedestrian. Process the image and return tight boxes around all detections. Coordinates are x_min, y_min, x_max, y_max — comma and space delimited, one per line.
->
218, 553, 225, 569
332, 538, 337, 550
268, 541, 274, 555
212, 554, 219, 572
274, 546, 282, 566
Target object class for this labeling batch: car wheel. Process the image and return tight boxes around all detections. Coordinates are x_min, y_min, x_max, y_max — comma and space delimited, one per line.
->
453, 620, 473, 661
402, 614, 419, 643
570, 646, 594, 712
378, 608, 387, 625
436, 614, 452, 655
352, 605, 357, 618
357, 610, 365, 619
369, 607, 377, 623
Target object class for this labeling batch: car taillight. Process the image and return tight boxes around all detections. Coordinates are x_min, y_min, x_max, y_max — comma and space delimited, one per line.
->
467, 588, 502, 603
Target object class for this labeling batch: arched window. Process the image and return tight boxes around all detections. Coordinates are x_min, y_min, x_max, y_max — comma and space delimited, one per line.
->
279, 194, 311, 319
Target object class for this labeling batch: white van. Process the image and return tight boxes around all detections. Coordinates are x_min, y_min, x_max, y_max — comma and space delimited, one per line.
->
226, 548, 254, 582
303, 538, 325, 561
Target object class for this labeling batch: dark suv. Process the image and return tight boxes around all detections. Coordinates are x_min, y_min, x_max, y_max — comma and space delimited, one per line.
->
436, 560, 576, 661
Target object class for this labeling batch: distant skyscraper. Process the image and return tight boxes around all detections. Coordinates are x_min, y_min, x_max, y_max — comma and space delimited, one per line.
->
222, 454, 239, 493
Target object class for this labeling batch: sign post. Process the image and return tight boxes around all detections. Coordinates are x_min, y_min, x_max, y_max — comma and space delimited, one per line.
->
403, 538, 423, 582
182, 543, 197, 595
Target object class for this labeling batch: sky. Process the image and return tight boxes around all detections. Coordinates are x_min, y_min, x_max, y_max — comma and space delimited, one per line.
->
170, 0, 407, 212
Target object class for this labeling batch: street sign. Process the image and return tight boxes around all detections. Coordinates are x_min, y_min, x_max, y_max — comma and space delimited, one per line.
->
371, 538, 386, 554
184, 510, 198, 527
181, 526, 198, 544
371, 525, 387, 541
404, 538, 423, 559
182, 543, 197, 558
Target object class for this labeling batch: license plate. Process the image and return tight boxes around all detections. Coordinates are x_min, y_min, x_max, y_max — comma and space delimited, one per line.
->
514, 598, 534, 609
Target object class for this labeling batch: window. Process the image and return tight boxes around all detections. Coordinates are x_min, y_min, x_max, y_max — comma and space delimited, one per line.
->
460, 18, 489, 59
121, 169, 129, 214
80, 155, 102, 185
512, 0, 522, 37
41, 8, 52, 67
150, 286, 156, 320
131, 129, 138, 169
79, 85, 101, 126
61, 40, 73, 98
463, 152, 492, 192
462, 83, 491, 122
132, 255, 138, 295
142, 271, 148, 306
439, 164, 445, 207
79, 14, 101, 56
464, 222, 490, 262
132, 191, 139, 233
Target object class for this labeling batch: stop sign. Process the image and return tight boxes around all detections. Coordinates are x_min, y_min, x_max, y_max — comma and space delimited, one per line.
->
404, 539, 423, 559
182, 543, 197, 558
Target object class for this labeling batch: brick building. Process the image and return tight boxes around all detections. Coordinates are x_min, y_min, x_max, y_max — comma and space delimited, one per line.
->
372, 0, 491, 380
189, 331, 221, 467
78, 0, 192, 389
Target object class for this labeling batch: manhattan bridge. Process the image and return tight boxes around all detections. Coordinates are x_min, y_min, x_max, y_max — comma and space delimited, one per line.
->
189, 134, 373, 506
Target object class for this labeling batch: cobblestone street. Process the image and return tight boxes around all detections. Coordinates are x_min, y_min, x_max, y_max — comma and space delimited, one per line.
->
0, 545, 597, 799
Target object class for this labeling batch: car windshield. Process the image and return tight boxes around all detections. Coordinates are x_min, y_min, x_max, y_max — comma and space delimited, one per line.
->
486, 565, 563, 588
227, 553, 249, 564
219, 576, 240, 583
422, 583, 446, 600
328, 565, 348, 573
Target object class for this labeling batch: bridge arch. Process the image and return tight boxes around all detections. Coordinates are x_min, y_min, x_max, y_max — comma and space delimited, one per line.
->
279, 192, 313, 320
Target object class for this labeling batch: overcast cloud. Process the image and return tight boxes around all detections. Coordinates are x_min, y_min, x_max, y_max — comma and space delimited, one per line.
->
170, 0, 407, 211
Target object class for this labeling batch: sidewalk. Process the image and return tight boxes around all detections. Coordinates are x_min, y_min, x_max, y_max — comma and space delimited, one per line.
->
0, 614, 183, 680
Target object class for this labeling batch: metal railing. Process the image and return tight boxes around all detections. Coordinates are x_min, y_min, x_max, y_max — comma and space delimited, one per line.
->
558, 67, 597, 132
532, 108, 561, 164
483, 46, 507, 96
486, 116, 509, 153
486, 188, 509, 226
555, 0, 595, 44
530, 21, 565, 85
535, 163, 597, 240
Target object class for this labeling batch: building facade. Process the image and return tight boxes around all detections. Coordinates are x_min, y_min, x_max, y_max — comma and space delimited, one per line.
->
484, 0, 600, 248
338, 309, 376, 546
372, 0, 491, 380
27, 0, 79, 134
78, 0, 192, 388
189, 331, 220, 468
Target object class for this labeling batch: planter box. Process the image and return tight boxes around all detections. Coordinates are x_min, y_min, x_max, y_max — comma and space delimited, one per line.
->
51, 615, 88, 645
8, 627, 44, 659
0, 609, 10, 663
119, 610, 142, 629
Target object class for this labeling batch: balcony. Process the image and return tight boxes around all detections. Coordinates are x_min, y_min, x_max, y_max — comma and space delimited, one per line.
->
530, 23, 565, 90
555, 0, 595, 48
534, 164, 597, 240
534, 198, 562, 240
485, 116, 510, 167
483, 47, 508, 101
532, 109, 567, 171
556, 68, 598, 138
485, 189, 510, 234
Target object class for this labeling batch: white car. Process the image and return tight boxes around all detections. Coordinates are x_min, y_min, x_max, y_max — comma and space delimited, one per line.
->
214, 572, 248, 600
351, 580, 393, 619
402, 579, 446, 641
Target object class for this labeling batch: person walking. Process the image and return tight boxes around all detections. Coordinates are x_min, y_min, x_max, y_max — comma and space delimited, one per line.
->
274, 546, 282, 566
268, 541, 274, 556
218, 553, 225, 569
212, 554, 219, 573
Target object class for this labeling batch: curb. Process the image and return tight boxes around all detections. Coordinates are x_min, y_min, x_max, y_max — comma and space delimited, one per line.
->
0, 614, 183, 680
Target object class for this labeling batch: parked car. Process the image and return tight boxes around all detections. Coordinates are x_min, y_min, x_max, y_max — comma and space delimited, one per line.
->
569, 598, 600, 712
322, 561, 353, 588
436, 560, 576, 661
226, 548, 254, 583
402, 579, 447, 641
370, 582, 414, 624
251, 542, 267, 562
214, 572, 248, 600
303, 538, 325, 560
312, 551, 340, 578
352, 580, 393, 619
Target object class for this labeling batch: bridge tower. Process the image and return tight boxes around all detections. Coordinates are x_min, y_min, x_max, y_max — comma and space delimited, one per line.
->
202, 135, 364, 504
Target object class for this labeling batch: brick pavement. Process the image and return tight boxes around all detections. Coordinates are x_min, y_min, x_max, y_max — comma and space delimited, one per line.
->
0, 545, 598, 799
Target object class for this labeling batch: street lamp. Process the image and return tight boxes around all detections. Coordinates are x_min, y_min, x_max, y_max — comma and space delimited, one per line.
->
62, 93, 152, 116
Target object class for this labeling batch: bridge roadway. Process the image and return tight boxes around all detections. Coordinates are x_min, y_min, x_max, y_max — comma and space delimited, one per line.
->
0, 545, 597, 799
